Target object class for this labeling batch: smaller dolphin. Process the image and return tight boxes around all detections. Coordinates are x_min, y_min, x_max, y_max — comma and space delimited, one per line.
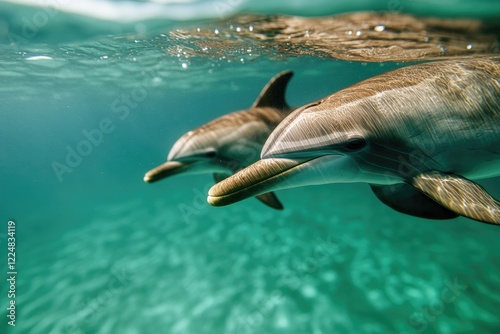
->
144, 70, 295, 209
207, 58, 500, 225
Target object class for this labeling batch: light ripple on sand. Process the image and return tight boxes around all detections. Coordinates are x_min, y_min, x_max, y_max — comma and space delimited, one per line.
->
16, 184, 500, 333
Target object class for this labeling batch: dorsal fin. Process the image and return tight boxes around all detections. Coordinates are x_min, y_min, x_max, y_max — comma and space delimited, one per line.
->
251, 70, 294, 110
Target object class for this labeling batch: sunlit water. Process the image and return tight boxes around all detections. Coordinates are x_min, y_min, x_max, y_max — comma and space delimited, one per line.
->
1, 1, 499, 333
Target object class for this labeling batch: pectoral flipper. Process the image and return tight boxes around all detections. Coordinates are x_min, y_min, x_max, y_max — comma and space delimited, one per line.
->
410, 172, 500, 225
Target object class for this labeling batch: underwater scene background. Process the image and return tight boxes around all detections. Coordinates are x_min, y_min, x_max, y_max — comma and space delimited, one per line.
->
1, 0, 500, 333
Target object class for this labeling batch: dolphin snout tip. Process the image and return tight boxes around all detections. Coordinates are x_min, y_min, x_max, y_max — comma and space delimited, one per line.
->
207, 192, 237, 207
208, 183, 222, 197
143, 173, 153, 183
143, 168, 161, 183
206, 194, 221, 206
207, 158, 303, 207
207, 183, 230, 206
143, 161, 187, 184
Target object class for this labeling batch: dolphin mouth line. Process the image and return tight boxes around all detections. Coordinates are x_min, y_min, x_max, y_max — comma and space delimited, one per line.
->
207, 157, 313, 206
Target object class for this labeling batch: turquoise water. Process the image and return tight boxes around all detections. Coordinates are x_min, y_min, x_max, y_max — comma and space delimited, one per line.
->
1, 1, 500, 333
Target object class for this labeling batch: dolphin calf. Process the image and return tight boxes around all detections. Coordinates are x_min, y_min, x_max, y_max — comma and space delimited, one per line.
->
144, 70, 295, 209
208, 57, 500, 225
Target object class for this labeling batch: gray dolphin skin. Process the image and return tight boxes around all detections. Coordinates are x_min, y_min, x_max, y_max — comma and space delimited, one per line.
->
144, 70, 295, 210
208, 57, 500, 225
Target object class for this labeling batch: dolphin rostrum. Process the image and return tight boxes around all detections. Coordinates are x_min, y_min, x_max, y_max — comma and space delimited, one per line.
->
208, 57, 500, 225
144, 70, 295, 209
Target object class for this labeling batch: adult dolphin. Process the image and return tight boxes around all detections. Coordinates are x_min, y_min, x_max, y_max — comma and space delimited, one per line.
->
208, 57, 500, 225
144, 70, 295, 209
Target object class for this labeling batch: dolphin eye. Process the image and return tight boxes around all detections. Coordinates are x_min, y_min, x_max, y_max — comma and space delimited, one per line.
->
345, 137, 367, 151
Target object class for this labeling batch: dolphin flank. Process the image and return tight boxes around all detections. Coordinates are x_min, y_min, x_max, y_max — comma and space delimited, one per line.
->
144, 70, 295, 210
208, 57, 500, 225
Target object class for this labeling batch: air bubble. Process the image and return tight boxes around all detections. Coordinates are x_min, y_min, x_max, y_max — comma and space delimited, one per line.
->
26, 55, 53, 61
374, 25, 386, 32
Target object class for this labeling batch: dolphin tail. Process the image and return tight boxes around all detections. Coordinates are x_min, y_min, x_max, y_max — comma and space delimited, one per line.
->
410, 171, 500, 225
251, 70, 294, 110
371, 184, 458, 220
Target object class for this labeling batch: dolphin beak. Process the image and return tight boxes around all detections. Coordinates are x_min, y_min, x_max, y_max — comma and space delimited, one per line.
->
207, 158, 310, 206
208, 153, 354, 206
144, 161, 194, 183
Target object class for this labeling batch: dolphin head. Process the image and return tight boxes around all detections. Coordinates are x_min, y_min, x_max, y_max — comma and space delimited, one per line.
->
144, 70, 295, 185
263, 102, 369, 159
207, 101, 405, 206
144, 128, 233, 183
